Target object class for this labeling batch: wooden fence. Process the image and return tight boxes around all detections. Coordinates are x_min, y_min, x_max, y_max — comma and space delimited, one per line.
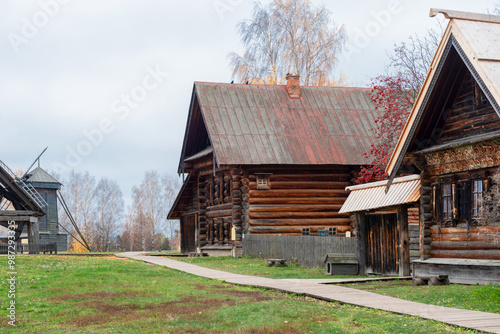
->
0, 243, 58, 254
242, 234, 357, 268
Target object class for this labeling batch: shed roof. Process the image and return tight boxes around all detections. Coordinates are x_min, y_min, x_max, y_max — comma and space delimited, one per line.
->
386, 9, 500, 183
180, 82, 379, 169
339, 175, 420, 214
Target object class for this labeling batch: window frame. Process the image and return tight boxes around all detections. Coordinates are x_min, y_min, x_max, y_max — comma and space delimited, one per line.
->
255, 173, 272, 190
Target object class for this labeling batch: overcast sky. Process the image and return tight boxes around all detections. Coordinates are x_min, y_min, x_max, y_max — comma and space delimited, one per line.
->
1, 0, 497, 205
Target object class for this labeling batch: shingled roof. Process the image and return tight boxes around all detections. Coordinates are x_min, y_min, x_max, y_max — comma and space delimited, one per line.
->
179, 82, 379, 170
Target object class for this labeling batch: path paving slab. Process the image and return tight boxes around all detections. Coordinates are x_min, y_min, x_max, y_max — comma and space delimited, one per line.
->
116, 252, 500, 333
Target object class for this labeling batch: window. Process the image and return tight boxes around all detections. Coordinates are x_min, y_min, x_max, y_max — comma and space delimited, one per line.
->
301, 228, 310, 236
432, 177, 458, 225
256, 174, 271, 190
472, 180, 483, 218
442, 183, 453, 220
328, 227, 337, 236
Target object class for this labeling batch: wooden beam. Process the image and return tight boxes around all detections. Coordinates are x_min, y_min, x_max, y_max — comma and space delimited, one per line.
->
356, 213, 367, 275
430, 8, 500, 23
397, 205, 410, 276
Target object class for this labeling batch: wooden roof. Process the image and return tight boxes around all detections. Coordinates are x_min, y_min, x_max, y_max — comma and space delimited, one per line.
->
386, 9, 500, 184
179, 82, 379, 171
0, 162, 45, 214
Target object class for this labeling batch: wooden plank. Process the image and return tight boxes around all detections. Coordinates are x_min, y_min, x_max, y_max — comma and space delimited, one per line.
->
397, 205, 410, 276
356, 213, 367, 275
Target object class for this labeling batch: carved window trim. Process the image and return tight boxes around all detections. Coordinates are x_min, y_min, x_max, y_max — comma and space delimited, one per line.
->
432, 175, 458, 226
471, 179, 483, 218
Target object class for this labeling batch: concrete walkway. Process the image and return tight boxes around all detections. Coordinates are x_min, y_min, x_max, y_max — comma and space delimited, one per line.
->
116, 252, 500, 333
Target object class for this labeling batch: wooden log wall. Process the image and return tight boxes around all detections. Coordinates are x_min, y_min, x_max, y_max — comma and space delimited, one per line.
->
429, 226, 500, 260
231, 168, 243, 251
419, 171, 433, 260
199, 170, 233, 247
246, 168, 353, 236
438, 72, 500, 145
408, 206, 420, 263
425, 162, 500, 260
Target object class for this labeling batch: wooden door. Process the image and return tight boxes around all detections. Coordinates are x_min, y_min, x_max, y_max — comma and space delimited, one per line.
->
365, 214, 398, 275
181, 214, 197, 254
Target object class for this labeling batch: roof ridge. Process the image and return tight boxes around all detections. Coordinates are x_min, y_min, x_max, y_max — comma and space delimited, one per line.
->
430, 8, 500, 24
194, 81, 371, 90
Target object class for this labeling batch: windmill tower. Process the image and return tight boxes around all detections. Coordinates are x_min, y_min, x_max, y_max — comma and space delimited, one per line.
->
24, 167, 68, 251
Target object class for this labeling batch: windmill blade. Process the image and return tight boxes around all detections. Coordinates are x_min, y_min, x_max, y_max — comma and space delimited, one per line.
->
23, 147, 48, 178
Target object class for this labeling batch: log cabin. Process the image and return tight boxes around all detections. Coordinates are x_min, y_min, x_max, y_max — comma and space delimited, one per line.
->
168, 75, 380, 256
385, 9, 500, 284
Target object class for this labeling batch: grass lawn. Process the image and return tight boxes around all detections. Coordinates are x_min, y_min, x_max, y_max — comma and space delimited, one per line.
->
0, 255, 477, 333
173, 255, 365, 279
340, 280, 500, 314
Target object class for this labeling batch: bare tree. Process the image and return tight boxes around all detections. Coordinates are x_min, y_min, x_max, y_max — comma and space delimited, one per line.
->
492, 3, 500, 14
163, 174, 182, 241
387, 24, 443, 95
60, 171, 97, 251
228, 0, 346, 86
93, 178, 124, 251
59, 171, 125, 252
119, 172, 181, 252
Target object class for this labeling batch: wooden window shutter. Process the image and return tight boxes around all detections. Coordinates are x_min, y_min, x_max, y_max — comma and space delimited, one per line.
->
452, 183, 459, 220
436, 183, 443, 222
459, 180, 470, 221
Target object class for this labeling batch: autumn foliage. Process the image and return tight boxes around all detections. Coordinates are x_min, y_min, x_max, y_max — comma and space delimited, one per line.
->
356, 75, 414, 183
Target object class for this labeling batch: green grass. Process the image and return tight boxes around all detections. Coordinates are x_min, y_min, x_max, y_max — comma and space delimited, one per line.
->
173, 255, 368, 279
340, 280, 500, 314
0, 255, 478, 333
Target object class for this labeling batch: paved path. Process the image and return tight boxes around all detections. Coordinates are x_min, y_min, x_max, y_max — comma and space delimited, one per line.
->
116, 252, 500, 333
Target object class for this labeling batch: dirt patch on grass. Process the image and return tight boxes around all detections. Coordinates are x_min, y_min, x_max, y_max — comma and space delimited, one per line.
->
241, 327, 301, 334
65, 295, 240, 328
220, 289, 280, 302
192, 283, 282, 302
51, 291, 144, 302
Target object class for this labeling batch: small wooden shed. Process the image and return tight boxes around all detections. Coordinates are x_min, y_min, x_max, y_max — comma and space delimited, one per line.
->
340, 175, 421, 276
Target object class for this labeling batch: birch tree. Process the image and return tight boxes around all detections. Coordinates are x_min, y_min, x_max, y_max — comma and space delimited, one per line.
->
228, 0, 346, 86
94, 178, 124, 251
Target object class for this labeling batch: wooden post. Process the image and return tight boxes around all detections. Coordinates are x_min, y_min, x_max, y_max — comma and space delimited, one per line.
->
397, 205, 410, 276
356, 212, 366, 275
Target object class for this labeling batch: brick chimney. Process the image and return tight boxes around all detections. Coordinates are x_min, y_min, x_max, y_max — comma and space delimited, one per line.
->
285, 74, 300, 98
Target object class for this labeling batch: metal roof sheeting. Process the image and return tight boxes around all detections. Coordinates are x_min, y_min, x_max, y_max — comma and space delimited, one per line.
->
339, 175, 420, 214
194, 82, 379, 166
184, 146, 213, 162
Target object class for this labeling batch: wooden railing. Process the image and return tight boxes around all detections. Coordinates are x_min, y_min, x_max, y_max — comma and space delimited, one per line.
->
0, 243, 58, 254
242, 234, 357, 268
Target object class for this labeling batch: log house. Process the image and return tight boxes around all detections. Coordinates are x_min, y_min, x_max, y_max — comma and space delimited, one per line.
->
385, 9, 500, 284
168, 76, 380, 256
